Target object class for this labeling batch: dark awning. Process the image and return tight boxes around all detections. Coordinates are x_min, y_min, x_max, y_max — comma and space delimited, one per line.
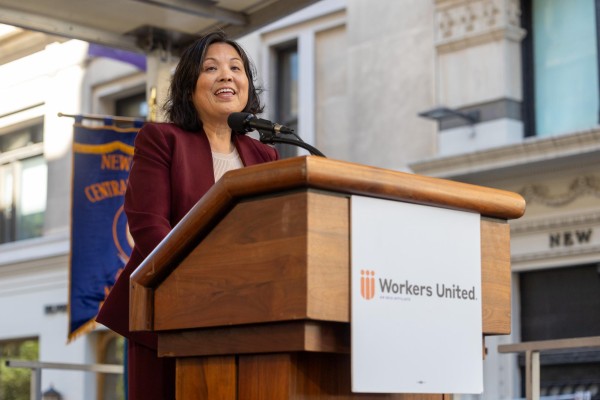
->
0, 0, 320, 54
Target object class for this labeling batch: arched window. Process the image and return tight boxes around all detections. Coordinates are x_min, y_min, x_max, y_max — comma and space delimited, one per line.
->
97, 331, 125, 400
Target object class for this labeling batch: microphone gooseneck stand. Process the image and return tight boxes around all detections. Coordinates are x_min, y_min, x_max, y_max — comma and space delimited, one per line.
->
255, 129, 326, 158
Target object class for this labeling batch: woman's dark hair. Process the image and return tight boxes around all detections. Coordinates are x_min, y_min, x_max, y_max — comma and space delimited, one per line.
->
163, 31, 264, 131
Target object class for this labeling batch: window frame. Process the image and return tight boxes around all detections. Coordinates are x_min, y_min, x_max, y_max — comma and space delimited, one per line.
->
0, 122, 46, 244
521, 0, 600, 137
272, 40, 299, 158
96, 330, 125, 400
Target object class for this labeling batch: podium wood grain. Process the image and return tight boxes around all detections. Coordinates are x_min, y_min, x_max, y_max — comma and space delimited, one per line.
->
154, 191, 348, 331
128, 156, 525, 400
176, 356, 236, 399
177, 354, 449, 400
151, 191, 512, 341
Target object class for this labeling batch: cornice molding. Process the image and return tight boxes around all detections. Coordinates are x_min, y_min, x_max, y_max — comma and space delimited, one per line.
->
512, 245, 600, 264
511, 210, 600, 234
0, 230, 69, 267
519, 176, 600, 208
409, 128, 600, 179
436, 25, 526, 53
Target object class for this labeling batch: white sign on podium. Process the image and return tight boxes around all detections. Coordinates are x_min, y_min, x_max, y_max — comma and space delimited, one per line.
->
351, 196, 483, 394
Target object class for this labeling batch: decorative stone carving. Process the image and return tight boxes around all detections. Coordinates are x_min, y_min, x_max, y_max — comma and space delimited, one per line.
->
482, 0, 500, 26
462, 4, 477, 32
435, 0, 525, 52
519, 176, 600, 207
505, 0, 521, 27
439, 10, 455, 38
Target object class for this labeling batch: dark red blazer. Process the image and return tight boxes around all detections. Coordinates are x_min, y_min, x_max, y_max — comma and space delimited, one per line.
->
96, 122, 278, 347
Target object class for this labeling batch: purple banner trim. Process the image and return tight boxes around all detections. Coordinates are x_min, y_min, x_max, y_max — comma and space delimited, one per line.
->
88, 43, 147, 71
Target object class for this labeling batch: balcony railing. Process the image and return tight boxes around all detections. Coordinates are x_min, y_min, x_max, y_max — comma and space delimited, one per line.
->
5, 359, 124, 400
498, 336, 600, 400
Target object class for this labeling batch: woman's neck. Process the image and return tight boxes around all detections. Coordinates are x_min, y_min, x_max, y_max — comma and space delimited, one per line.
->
203, 121, 233, 153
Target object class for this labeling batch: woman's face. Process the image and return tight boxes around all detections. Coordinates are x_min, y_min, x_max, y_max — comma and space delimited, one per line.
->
192, 42, 249, 126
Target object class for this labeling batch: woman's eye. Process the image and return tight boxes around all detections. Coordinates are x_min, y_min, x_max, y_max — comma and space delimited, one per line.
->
204, 66, 216, 71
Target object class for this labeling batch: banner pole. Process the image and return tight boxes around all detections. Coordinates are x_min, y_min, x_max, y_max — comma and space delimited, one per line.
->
58, 112, 146, 124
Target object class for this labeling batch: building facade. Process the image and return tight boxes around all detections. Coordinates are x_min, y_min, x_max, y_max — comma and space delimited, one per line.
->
0, 0, 599, 398
0, 26, 146, 399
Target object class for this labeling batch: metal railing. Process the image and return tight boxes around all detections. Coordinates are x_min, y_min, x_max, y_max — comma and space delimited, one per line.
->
5, 360, 124, 400
514, 393, 593, 400
498, 336, 600, 400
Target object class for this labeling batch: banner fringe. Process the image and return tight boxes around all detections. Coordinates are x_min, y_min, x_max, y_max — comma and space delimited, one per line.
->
67, 318, 98, 344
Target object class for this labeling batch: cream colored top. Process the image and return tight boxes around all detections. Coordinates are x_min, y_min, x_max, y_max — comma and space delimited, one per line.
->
212, 147, 243, 182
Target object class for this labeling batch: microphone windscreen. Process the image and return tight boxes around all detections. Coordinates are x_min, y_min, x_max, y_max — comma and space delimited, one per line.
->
227, 112, 253, 133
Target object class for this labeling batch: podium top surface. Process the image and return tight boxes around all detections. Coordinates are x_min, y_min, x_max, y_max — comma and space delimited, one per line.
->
131, 156, 525, 287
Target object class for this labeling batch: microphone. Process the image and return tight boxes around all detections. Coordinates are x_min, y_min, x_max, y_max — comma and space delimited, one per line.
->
228, 112, 294, 135
228, 112, 326, 157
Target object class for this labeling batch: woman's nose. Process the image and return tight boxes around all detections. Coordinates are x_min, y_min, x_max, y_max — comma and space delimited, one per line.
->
219, 70, 233, 81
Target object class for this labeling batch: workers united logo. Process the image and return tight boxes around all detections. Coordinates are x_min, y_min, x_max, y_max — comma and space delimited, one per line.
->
360, 269, 376, 300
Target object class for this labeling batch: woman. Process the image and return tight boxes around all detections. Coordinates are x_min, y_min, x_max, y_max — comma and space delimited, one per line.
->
96, 31, 279, 399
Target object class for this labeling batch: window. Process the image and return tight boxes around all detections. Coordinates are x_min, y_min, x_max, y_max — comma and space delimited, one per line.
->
115, 92, 147, 120
519, 264, 600, 397
0, 123, 46, 244
97, 332, 125, 400
273, 43, 299, 158
522, 0, 600, 137
0, 338, 39, 399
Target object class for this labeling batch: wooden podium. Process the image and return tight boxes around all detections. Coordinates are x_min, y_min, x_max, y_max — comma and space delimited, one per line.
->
129, 156, 525, 400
